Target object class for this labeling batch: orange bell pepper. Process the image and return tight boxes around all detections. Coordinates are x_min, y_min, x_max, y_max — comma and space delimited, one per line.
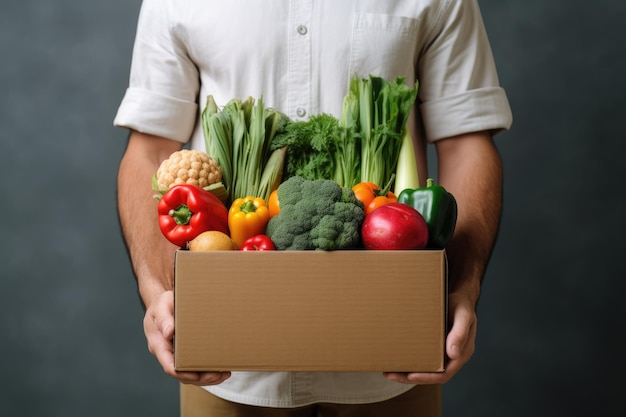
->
228, 196, 270, 248
268, 189, 280, 218
352, 174, 398, 216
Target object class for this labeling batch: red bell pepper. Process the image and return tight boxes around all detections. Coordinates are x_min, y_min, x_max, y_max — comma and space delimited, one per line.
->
157, 184, 229, 247
240, 234, 275, 251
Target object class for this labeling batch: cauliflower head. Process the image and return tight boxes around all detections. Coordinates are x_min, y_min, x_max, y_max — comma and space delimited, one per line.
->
156, 149, 222, 191
265, 176, 365, 250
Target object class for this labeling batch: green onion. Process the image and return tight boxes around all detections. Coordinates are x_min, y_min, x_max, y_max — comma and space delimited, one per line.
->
202, 96, 233, 195
202, 96, 289, 204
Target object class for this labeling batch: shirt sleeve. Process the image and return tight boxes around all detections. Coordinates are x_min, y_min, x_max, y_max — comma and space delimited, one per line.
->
113, 0, 199, 143
417, 0, 512, 142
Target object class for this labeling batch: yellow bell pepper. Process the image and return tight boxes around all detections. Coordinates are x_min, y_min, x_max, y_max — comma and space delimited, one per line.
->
228, 196, 270, 248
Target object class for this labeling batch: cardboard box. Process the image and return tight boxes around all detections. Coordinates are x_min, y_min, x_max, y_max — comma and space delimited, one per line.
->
174, 250, 447, 372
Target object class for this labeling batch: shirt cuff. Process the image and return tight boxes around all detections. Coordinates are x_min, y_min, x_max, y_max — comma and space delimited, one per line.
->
113, 87, 198, 143
420, 87, 513, 142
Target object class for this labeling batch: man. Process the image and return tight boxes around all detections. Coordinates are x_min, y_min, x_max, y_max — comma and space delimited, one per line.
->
115, 1, 512, 415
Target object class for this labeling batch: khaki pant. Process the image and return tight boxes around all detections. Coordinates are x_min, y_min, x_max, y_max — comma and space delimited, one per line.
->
180, 383, 441, 417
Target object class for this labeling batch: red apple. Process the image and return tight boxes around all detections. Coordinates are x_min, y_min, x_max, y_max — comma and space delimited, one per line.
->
361, 203, 429, 250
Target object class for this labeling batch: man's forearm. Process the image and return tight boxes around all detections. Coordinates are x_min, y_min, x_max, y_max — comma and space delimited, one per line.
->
435, 131, 503, 306
117, 132, 182, 308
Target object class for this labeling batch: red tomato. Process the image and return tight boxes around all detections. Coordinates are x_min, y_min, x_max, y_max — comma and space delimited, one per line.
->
240, 234, 276, 251
361, 203, 429, 250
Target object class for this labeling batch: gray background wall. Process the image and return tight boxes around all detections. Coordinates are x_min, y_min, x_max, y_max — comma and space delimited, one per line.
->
1, 0, 624, 415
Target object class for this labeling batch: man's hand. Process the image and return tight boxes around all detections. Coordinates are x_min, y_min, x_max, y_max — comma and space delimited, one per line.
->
144, 290, 231, 386
384, 131, 502, 385
118, 131, 230, 386
383, 291, 477, 384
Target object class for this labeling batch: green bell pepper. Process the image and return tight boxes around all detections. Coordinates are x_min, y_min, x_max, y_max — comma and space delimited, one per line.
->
397, 178, 458, 249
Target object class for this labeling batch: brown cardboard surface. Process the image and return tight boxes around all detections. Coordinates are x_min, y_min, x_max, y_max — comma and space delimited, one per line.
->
174, 250, 446, 372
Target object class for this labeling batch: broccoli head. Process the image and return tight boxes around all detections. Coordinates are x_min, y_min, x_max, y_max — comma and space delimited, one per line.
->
265, 176, 365, 250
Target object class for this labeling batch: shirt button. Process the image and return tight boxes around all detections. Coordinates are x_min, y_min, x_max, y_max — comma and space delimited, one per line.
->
296, 107, 307, 117
297, 25, 308, 35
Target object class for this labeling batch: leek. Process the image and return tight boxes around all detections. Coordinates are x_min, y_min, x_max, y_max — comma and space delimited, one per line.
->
393, 125, 420, 194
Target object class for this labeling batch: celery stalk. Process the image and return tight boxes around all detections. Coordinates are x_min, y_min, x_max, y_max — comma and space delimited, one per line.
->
337, 92, 361, 188
354, 75, 418, 187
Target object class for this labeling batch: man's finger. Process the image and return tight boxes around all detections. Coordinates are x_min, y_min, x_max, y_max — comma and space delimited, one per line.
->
445, 297, 475, 360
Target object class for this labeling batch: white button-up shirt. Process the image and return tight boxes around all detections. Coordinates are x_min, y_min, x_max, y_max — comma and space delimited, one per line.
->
114, 0, 512, 408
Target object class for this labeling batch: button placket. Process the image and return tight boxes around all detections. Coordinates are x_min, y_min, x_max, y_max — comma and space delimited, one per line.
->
288, 0, 312, 119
